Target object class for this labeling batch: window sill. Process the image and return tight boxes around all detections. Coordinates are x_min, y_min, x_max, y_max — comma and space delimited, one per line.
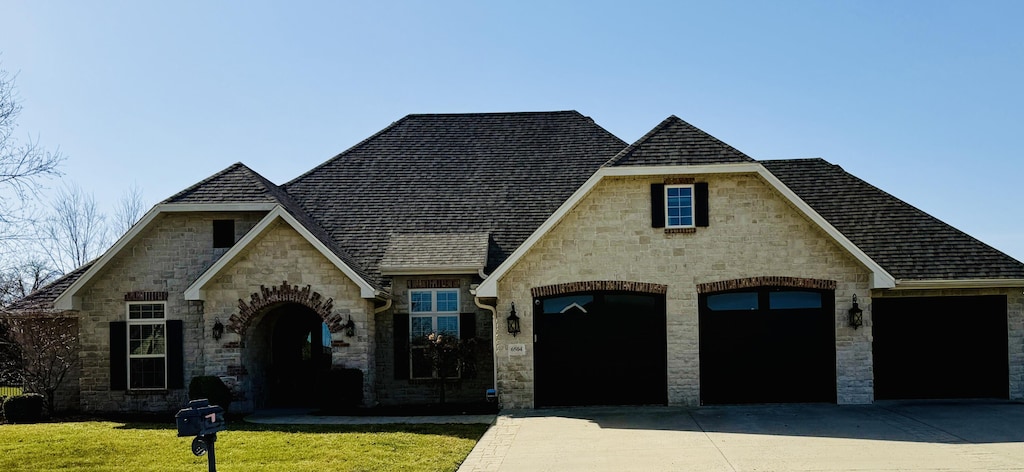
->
665, 227, 696, 234
125, 389, 171, 396
407, 377, 462, 385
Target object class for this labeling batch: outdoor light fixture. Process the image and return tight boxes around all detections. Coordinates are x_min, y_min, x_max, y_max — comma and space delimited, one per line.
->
341, 315, 356, 337
211, 318, 224, 341
507, 302, 521, 337
848, 294, 863, 329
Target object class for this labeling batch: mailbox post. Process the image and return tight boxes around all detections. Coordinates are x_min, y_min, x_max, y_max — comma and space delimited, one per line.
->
175, 399, 226, 472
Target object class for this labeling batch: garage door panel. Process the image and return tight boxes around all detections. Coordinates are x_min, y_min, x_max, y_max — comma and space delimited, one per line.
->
873, 295, 1008, 400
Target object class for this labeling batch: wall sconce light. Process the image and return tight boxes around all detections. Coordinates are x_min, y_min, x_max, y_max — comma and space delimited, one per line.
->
507, 302, 521, 337
341, 315, 356, 337
848, 294, 863, 329
211, 318, 224, 341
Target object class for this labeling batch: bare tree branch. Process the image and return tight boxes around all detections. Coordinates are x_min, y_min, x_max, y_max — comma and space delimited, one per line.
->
112, 183, 146, 238
41, 183, 110, 274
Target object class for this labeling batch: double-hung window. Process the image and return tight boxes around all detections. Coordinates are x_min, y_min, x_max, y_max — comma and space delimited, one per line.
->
409, 289, 460, 378
665, 184, 694, 228
127, 302, 167, 389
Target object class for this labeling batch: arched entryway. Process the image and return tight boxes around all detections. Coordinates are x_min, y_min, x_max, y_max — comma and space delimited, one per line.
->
247, 303, 332, 408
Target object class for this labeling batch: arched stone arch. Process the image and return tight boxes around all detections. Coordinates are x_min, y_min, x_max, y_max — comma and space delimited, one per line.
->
696, 276, 836, 294
229, 281, 346, 335
530, 280, 668, 298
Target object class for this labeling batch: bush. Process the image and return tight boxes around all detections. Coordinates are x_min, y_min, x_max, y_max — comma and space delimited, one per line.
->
317, 368, 363, 411
3, 393, 44, 423
188, 376, 232, 413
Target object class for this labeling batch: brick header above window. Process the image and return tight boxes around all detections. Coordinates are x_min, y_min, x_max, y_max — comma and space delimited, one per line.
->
407, 279, 461, 289
664, 176, 695, 185
124, 291, 168, 302
531, 280, 668, 298
696, 276, 837, 294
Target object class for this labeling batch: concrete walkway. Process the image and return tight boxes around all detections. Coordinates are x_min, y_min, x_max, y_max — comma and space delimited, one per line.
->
458, 401, 1024, 471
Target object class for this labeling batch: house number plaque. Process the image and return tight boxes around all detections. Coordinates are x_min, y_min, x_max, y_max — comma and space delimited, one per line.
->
508, 344, 526, 356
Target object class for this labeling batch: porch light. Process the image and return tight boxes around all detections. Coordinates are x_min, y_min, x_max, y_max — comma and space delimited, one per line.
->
848, 294, 863, 329
507, 302, 521, 337
341, 315, 356, 337
211, 318, 224, 341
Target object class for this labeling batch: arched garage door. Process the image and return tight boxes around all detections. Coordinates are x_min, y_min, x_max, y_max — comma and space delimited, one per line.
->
534, 292, 667, 407
873, 295, 1008, 400
699, 288, 836, 404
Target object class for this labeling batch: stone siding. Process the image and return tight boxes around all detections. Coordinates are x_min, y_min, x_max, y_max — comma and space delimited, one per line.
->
495, 173, 874, 408
374, 275, 494, 405
76, 211, 265, 412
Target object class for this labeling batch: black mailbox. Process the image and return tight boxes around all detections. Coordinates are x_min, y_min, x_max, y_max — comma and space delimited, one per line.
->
175, 399, 226, 437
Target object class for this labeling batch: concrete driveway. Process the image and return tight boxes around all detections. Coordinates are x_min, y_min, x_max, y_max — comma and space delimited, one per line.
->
458, 401, 1024, 471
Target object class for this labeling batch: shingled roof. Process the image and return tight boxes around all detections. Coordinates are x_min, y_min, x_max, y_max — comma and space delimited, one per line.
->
283, 111, 627, 282
604, 115, 755, 167
762, 158, 1024, 281
163, 162, 283, 204
3, 260, 96, 312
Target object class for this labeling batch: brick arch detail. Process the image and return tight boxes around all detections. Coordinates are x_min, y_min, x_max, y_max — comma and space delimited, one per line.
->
530, 280, 668, 298
229, 281, 343, 335
696, 276, 837, 294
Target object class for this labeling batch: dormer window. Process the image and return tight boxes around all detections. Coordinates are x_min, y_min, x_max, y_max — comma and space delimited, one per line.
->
213, 220, 235, 248
666, 185, 694, 228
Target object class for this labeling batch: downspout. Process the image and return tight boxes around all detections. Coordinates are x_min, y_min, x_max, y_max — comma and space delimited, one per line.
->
473, 294, 499, 400
372, 298, 393, 314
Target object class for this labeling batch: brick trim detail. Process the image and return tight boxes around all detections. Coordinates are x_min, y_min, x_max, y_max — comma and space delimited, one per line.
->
230, 281, 345, 335
696, 276, 837, 294
407, 279, 461, 289
124, 291, 168, 301
664, 177, 696, 185
531, 280, 668, 298
665, 227, 696, 234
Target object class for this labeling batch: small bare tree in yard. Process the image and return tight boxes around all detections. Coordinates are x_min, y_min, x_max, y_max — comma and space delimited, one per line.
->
417, 332, 478, 404
0, 259, 59, 308
0, 315, 77, 416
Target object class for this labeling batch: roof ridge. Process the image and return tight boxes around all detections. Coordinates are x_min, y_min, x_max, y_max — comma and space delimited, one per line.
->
603, 115, 680, 167
161, 162, 248, 203
604, 115, 755, 167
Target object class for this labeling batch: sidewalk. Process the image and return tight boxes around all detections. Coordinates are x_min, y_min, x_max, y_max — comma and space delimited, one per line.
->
244, 408, 497, 425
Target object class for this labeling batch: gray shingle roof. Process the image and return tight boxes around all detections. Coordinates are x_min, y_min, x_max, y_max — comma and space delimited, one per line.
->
3, 260, 96, 312
283, 111, 627, 283
762, 158, 1024, 280
605, 115, 755, 167
380, 232, 490, 274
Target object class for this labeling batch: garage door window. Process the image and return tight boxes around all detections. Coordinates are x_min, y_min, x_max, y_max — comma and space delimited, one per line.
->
707, 292, 759, 311
768, 291, 822, 309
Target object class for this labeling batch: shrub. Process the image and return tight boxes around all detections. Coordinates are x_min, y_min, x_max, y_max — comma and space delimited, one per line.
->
3, 393, 44, 424
317, 368, 363, 410
188, 376, 232, 413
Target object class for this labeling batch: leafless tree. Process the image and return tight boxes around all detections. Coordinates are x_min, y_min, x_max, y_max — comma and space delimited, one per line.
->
0, 315, 78, 416
112, 183, 146, 238
0, 259, 58, 308
0, 64, 64, 248
41, 183, 110, 274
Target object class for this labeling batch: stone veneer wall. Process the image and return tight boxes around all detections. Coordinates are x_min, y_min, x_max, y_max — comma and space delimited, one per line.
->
201, 220, 375, 413
494, 173, 874, 408
374, 275, 494, 405
872, 287, 1024, 400
77, 212, 266, 413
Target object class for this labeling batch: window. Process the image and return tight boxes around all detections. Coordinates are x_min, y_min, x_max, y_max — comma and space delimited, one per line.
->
666, 184, 694, 228
127, 302, 167, 389
213, 219, 235, 248
409, 289, 460, 378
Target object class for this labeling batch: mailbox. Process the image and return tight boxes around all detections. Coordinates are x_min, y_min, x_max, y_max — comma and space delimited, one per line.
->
175, 399, 226, 437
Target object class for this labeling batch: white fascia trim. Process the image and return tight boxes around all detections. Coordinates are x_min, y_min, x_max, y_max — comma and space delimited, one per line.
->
892, 279, 1024, 290
380, 266, 484, 276
53, 203, 279, 310
184, 205, 378, 300
476, 163, 896, 298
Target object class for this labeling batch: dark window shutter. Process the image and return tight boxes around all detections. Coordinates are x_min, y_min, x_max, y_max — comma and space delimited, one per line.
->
695, 182, 709, 227
460, 313, 477, 339
166, 320, 184, 389
393, 313, 409, 380
109, 321, 127, 391
651, 184, 665, 228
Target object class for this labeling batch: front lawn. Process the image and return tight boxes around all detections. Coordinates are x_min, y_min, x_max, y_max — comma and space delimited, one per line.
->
0, 420, 487, 471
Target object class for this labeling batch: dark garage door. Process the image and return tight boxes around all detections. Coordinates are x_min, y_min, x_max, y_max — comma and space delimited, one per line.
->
534, 292, 667, 407
873, 295, 1008, 400
699, 288, 837, 404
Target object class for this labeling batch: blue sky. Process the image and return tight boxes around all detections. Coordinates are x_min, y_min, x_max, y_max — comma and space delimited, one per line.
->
2, 1, 1022, 262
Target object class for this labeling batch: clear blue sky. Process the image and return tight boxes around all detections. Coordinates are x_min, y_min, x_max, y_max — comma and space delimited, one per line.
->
2, 1, 1022, 262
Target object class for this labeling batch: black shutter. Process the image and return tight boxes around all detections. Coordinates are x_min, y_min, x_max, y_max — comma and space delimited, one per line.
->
695, 182, 709, 227
651, 183, 665, 228
110, 321, 127, 391
460, 313, 477, 339
393, 313, 410, 380
166, 320, 184, 389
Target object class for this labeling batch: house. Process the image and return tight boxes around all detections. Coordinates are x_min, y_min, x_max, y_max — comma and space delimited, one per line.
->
6, 111, 1023, 413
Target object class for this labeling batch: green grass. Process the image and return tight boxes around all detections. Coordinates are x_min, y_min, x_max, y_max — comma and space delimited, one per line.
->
0, 420, 488, 471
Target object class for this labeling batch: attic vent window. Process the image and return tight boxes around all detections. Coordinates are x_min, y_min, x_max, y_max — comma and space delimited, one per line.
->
213, 220, 235, 248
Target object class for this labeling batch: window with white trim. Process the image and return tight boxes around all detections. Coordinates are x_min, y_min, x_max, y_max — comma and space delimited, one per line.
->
127, 302, 167, 389
409, 289, 460, 378
665, 184, 694, 228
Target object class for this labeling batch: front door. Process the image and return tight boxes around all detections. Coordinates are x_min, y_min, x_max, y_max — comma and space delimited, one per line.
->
267, 307, 332, 407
